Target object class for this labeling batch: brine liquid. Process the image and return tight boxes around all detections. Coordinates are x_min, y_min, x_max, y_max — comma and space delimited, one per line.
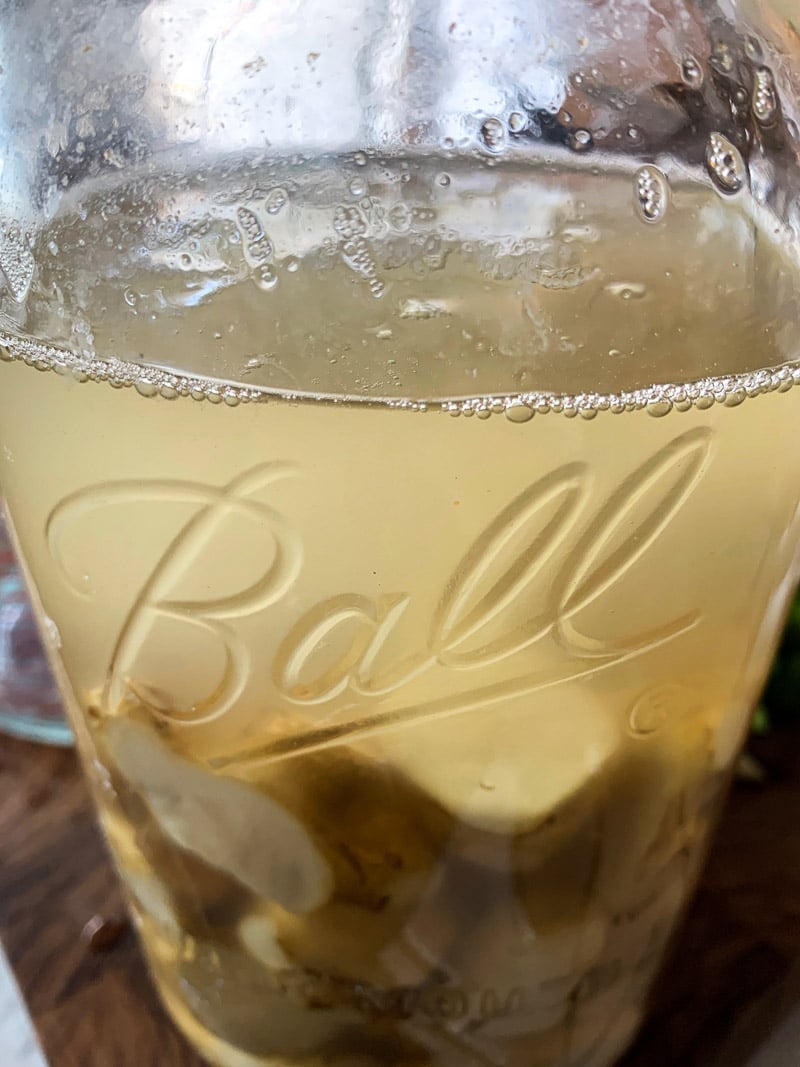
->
1, 169, 800, 1067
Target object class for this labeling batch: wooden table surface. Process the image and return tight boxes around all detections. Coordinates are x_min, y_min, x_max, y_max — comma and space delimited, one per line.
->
1, 730, 800, 1067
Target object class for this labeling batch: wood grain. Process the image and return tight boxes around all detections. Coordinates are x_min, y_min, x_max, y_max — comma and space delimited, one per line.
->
1, 730, 799, 1067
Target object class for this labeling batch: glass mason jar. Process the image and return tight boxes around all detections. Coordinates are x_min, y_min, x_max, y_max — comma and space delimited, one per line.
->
1, 1, 799, 1065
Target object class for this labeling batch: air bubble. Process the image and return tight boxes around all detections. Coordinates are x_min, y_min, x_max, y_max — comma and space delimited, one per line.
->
255, 265, 278, 291
745, 35, 763, 61
710, 43, 734, 75
605, 281, 648, 300
635, 166, 668, 223
723, 387, 746, 408
569, 128, 593, 152
264, 187, 289, 215
508, 111, 527, 133
437, 173, 451, 187
353, 151, 368, 166
681, 56, 703, 87
504, 402, 534, 424
753, 67, 778, 126
479, 117, 506, 153
349, 178, 367, 197
134, 380, 158, 398
123, 288, 138, 307
646, 398, 673, 418
626, 125, 642, 143
158, 383, 178, 400
285, 256, 300, 273
180, 253, 192, 267
706, 132, 746, 194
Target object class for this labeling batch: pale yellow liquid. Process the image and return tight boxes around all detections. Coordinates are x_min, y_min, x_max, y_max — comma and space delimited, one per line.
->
1, 165, 800, 1067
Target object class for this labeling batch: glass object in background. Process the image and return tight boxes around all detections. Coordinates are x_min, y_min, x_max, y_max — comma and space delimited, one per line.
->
1, 2, 800, 1067
0, 517, 71, 746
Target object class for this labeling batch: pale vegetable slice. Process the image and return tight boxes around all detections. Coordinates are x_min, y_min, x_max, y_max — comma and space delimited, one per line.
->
376, 688, 619, 835
103, 717, 333, 913
238, 911, 292, 971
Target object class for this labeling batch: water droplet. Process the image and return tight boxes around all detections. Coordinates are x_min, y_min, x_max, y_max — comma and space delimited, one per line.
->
264, 187, 289, 215
505, 402, 534, 424
569, 128, 594, 152
646, 398, 673, 418
437, 173, 451, 187
605, 281, 648, 300
753, 67, 778, 126
635, 165, 669, 223
681, 56, 703, 87
508, 110, 527, 133
353, 151, 368, 166
706, 132, 746, 194
479, 117, 506, 153
349, 177, 367, 197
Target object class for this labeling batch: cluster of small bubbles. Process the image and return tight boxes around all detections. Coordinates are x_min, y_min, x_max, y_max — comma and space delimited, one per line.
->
264, 187, 289, 215
706, 132, 746, 194
508, 111, 528, 134
681, 56, 703, 87
569, 128, 594, 152
753, 67, 779, 127
479, 117, 506, 153
236, 206, 274, 270
634, 166, 668, 223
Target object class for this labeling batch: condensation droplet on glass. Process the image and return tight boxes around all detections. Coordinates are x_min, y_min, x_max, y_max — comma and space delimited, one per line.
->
681, 56, 703, 87
753, 67, 778, 126
479, 117, 506, 153
635, 165, 668, 223
706, 132, 746, 194
569, 128, 593, 152
508, 111, 527, 133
